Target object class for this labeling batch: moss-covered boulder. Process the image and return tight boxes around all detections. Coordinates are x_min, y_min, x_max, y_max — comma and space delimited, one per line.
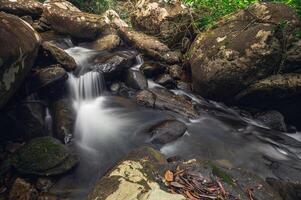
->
0, 12, 40, 109
0, 0, 43, 17
186, 2, 301, 102
10, 137, 78, 176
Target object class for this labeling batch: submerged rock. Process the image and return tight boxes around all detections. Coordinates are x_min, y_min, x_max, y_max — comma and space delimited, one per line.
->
187, 2, 301, 101
267, 178, 301, 200
0, 12, 40, 109
0, 0, 43, 17
118, 27, 181, 64
125, 69, 148, 90
136, 88, 199, 119
10, 137, 78, 176
148, 119, 187, 145
255, 110, 287, 132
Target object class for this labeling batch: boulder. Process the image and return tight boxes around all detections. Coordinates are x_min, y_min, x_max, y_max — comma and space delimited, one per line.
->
136, 88, 199, 119
28, 65, 68, 93
118, 27, 181, 64
0, 12, 40, 109
39, 42, 76, 71
6, 94, 45, 140
155, 73, 176, 89
0, 0, 43, 17
80, 33, 121, 51
131, 0, 194, 47
187, 2, 301, 101
50, 98, 74, 144
10, 137, 79, 176
148, 119, 187, 144
140, 61, 166, 78
168, 64, 183, 80
39, 31, 73, 49
255, 110, 287, 132
125, 69, 148, 90
42, 1, 125, 39
9, 178, 38, 200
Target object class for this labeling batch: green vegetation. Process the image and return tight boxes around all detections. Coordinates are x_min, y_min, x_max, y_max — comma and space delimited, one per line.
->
68, 0, 114, 13
183, 0, 301, 28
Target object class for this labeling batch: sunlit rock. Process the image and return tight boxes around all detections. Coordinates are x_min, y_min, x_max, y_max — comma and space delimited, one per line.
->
0, 0, 43, 17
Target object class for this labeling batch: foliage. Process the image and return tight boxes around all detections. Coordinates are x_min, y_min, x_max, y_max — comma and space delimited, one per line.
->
68, 0, 114, 14
183, 0, 301, 29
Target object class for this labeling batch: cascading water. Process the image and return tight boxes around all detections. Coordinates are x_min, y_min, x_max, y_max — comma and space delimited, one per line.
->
50, 46, 301, 199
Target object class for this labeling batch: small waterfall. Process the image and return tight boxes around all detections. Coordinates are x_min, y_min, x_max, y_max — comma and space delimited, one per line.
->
68, 72, 105, 102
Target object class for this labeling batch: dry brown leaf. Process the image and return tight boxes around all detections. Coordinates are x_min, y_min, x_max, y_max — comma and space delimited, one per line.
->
165, 170, 174, 182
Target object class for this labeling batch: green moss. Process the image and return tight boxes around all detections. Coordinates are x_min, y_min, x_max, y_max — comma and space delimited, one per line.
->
210, 163, 236, 186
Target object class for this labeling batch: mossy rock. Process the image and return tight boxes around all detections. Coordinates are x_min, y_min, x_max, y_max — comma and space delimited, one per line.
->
10, 137, 78, 176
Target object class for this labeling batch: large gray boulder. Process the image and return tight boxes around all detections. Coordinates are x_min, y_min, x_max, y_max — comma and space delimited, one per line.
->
0, 12, 40, 109
187, 2, 301, 102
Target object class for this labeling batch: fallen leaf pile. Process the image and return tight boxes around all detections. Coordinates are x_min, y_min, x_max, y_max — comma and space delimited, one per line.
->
164, 168, 239, 200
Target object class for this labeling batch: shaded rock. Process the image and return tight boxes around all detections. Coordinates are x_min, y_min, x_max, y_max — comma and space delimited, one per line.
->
148, 119, 187, 145
118, 27, 181, 64
155, 73, 176, 89
255, 110, 287, 132
42, 1, 125, 39
176, 81, 192, 92
187, 2, 301, 101
50, 98, 74, 144
10, 137, 78, 176
267, 178, 301, 200
39, 42, 76, 71
168, 64, 183, 80
36, 178, 53, 192
9, 178, 38, 200
140, 61, 166, 78
0, 0, 43, 17
20, 15, 34, 24
136, 88, 199, 119
6, 94, 45, 140
39, 31, 73, 49
125, 69, 148, 90
131, 0, 195, 47
44, 0, 81, 12
28, 65, 68, 93
0, 12, 40, 109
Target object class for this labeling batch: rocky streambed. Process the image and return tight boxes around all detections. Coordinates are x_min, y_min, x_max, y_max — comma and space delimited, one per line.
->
0, 0, 301, 200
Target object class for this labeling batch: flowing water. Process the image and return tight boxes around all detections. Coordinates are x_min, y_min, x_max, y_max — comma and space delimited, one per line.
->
51, 47, 301, 199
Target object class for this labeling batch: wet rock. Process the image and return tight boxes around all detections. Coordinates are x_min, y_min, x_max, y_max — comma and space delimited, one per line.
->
125, 69, 148, 90
28, 65, 68, 93
9, 178, 38, 200
136, 88, 199, 119
42, 1, 125, 39
155, 74, 176, 89
91, 51, 137, 80
118, 27, 181, 64
10, 137, 79, 176
176, 81, 191, 92
131, 0, 195, 47
148, 119, 187, 145
87, 146, 186, 200
39, 42, 76, 71
39, 31, 73, 49
0, 0, 43, 17
6, 95, 45, 140
140, 62, 166, 78
50, 98, 74, 144
0, 12, 40, 109
186, 2, 301, 101
267, 178, 301, 200
255, 110, 287, 132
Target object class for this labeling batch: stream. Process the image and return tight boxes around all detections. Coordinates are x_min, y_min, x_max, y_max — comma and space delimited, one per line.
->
50, 46, 301, 199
